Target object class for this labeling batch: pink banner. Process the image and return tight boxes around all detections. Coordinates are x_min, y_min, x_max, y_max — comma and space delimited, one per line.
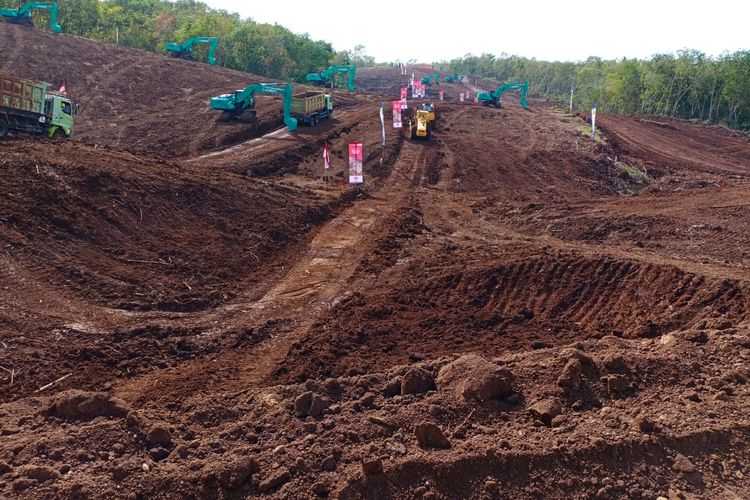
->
348, 142, 364, 184
392, 101, 402, 129
439, 91, 444, 101
401, 97, 407, 110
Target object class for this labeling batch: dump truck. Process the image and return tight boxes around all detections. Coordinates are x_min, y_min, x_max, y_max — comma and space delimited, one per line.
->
290, 92, 333, 126
0, 72, 78, 139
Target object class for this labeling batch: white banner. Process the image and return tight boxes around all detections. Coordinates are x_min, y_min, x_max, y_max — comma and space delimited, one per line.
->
349, 142, 364, 184
459, 92, 464, 102
591, 105, 597, 139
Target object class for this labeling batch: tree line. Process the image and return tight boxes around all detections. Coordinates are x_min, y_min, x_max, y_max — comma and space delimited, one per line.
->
0, 0, 360, 81
439, 51, 750, 130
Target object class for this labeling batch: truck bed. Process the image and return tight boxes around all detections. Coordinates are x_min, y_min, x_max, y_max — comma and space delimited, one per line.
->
0, 72, 47, 115
291, 92, 327, 115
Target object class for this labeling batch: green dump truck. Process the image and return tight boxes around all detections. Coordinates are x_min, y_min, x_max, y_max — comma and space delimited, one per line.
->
0, 72, 78, 139
290, 92, 333, 126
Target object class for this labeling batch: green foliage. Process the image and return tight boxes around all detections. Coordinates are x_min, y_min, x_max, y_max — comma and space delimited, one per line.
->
0, 0, 336, 80
443, 50, 750, 130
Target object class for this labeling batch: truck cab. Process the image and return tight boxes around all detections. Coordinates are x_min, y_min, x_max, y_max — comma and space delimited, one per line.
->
44, 94, 77, 137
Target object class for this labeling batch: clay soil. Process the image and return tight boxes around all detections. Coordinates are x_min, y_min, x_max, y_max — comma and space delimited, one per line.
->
1, 24, 749, 500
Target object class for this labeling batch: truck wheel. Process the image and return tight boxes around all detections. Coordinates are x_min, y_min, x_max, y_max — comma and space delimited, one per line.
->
52, 128, 66, 140
0, 122, 7, 139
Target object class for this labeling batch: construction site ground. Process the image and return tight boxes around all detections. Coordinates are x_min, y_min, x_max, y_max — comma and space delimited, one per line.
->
1, 24, 749, 499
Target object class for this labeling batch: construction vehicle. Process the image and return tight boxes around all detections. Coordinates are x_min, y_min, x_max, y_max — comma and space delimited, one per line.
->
0, 71, 78, 139
165, 37, 219, 65
211, 82, 298, 130
477, 80, 529, 109
408, 102, 437, 140
290, 91, 333, 126
420, 73, 440, 85
444, 73, 464, 83
305, 65, 356, 92
0, 2, 61, 32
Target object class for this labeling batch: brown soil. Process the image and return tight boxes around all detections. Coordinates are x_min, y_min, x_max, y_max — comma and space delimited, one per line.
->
1, 26, 749, 500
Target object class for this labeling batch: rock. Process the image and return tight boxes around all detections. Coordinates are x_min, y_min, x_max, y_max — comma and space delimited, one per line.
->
414, 486, 428, 495
559, 348, 595, 366
673, 454, 702, 485
358, 392, 377, 409
294, 392, 331, 418
19, 464, 61, 483
600, 354, 628, 373
401, 368, 435, 396
528, 398, 563, 427
361, 457, 383, 476
12, 478, 35, 491
409, 353, 426, 362
604, 374, 629, 395
146, 424, 172, 449
414, 422, 451, 449
635, 416, 657, 433
557, 359, 583, 392
685, 391, 701, 402
0, 460, 11, 474
551, 415, 567, 428
311, 481, 329, 496
141, 463, 150, 472
112, 443, 125, 456
59, 464, 71, 475
436, 354, 514, 401
149, 447, 170, 461
259, 469, 291, 493
321, 455, 337, 471
47, 390, 129, 421
382, 377, 402, 397
721, 370, 748, 385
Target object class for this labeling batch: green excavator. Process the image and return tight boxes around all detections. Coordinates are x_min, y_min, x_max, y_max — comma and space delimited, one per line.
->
443, 73, 464, 83
477, 80, 529, 109
210, 82, 298, 131
165, 37, 219, 65
420, 73, 440, 85
0, 2, 62, 32
305, 65, 356, 91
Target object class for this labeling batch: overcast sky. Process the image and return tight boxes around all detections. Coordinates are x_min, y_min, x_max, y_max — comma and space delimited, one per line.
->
206, 0, 748, 63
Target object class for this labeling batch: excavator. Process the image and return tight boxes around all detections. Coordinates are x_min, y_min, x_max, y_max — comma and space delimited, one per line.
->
420, 73, 440, 85
165, 37, 220, 65
305, 65, 356, 91
408, 102, 438, 140
444, 73, 464, 83
477, 80, 529, 109
210, 82, 298, 131
0, 2, 62, 32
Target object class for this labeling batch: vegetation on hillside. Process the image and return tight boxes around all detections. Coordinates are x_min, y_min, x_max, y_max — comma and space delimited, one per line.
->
441, 51, 750, 129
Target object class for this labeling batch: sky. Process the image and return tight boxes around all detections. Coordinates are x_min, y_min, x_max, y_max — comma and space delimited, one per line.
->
204, 0, 748, 63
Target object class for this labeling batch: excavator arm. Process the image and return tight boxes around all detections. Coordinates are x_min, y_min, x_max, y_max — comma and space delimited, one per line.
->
0, 2, 62, 32
477, 80, 529, 109
305, 65, 356, 92
420, 73, 440, 85
165, 37, 219, 64
210, 82, 297, 131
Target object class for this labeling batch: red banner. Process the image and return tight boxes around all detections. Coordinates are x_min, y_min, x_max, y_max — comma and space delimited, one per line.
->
439, 91, 444, 101
392, 101, 402, 129
348, 142, 364, 184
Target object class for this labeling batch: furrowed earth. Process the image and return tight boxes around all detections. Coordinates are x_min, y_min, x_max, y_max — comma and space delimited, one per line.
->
1, 23, 749, 499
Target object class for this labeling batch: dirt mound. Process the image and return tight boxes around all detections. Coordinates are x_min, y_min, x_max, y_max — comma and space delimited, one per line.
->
47, 391, 128, 421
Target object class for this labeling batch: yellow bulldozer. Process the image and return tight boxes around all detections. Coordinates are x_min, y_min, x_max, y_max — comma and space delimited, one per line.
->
408, 103, 437, 140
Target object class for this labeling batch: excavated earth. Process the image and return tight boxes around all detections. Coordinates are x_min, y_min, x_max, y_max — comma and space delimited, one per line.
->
1, 25, 750, 500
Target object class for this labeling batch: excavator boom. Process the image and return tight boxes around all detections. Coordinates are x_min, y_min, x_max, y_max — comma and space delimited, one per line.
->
476, 80, 529, 109
210, 82, 297, 131
0, 2, 62, 32
305, 65, 356, 92
420, 73, 440, 85
165, 37, 219, 64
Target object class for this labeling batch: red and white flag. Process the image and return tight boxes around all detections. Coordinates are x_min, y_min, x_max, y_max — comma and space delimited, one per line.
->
323, 142, 331, 169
